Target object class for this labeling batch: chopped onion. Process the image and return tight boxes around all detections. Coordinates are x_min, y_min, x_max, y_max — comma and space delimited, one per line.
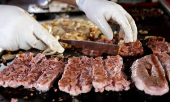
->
2, 54, 16, 61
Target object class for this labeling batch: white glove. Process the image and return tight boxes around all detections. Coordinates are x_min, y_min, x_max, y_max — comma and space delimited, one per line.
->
0, 5, 64, 53
76, 0, 137, 43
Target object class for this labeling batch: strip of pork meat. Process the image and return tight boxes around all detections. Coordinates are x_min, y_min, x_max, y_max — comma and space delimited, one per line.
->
22, 53, 47, 88
0, 53, 35, 88
0, 53, 65, 91
131, 54, 169, 95
156, 52, 170, 81
79, 56, 94, 94
104, 55, 130, 91
92, 57, 111, 92
59, 55, 130, 95
92, 56, 131, 92
34, 58, 65, 91
58, 57, 93, 96
146, 36, 170, 54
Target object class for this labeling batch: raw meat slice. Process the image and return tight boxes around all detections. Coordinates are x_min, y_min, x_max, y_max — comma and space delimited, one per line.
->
59, 56, 94, 96
104, 55, 130, 91
0, 64, 30, 88
58, 57, 82, 96
92, 57, 111, 93
34, 58, 65, 91
8, 64, 31, 88
0, 53, 65, 91
131, 54, 169, 95
22, 64, 44, 88
13, 52, 34, 66
29, 53, 46, 66
156, 52, 170, 81
79, 56, 93, 93
146, 36, 170, 54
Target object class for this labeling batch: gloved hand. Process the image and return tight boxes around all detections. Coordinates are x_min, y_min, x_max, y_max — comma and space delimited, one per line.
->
76, 0, 137, 43
0, 5, 64, 54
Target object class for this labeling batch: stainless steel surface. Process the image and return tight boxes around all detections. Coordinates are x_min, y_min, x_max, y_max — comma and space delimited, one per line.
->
60, 39, 119, 55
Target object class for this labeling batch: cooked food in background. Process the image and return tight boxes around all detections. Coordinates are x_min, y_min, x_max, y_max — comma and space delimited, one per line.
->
41, 24, 53, 34
52, 18, 102, 39
58, 55, 130, 96
144, 36, 155, 40
43, 18, 104, 49
2, 54, 16, 61
139, 30, 148, 34
125, 7, 163, 23
0, 53, 65, 91
119, 39, 144, 57
60, 31, 88, 49
146, 36, 170, 54
131, 54, 169, 96
82, 38, 116, 57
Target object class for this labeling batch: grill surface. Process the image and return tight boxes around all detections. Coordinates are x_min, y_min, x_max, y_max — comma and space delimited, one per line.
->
1, 3, 170, 102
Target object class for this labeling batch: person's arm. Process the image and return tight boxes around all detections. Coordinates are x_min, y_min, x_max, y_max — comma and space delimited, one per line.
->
58, 0, 77, 6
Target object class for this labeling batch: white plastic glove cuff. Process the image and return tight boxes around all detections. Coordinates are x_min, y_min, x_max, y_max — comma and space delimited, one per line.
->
76, 0, 86, 11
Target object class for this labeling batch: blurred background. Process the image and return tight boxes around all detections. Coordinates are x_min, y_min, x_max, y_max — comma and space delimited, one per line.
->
0, 0, 159, 11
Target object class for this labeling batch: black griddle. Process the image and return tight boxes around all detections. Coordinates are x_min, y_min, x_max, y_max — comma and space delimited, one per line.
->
1, 2, 170, 102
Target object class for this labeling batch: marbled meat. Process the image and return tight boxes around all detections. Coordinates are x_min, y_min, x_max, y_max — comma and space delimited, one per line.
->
146, 36, 170, 54
0, 52, 65, 91
131, 54, 169, 95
